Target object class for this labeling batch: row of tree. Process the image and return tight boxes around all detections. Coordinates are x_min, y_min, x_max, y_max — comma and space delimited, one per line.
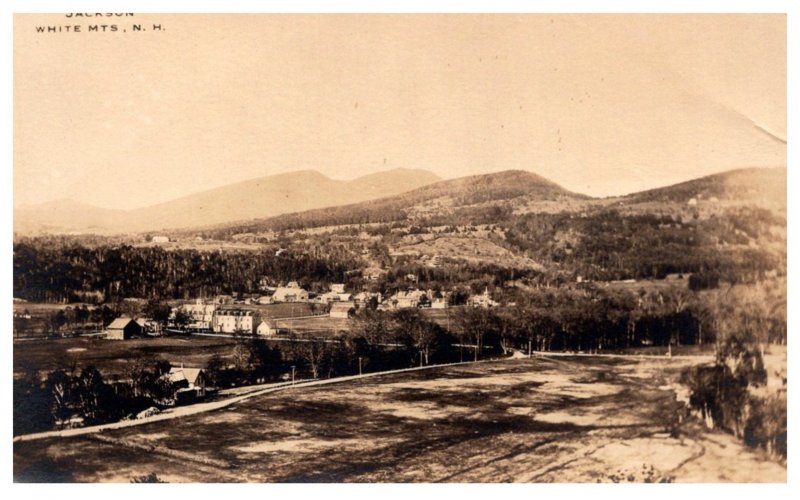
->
14, 359, 177, 436
13, 242, 354, 303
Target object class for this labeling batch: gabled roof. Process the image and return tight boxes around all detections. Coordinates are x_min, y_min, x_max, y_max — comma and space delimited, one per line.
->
106, 316, 136, 330
169, 367, 205, 385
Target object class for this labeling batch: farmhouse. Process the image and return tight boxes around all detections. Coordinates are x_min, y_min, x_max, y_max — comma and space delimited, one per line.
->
213, 308, 256, 334
151, 236, 169, 243
256, 320, 278, 337
330, 283, 346, 294
272, 286, 309, 303
104, 316, 143, 340
318, 290, 354, 304
169, 366, 210, 403
169, 366, 208, 391
316, 291, 338, 304
330, 302, 356, 319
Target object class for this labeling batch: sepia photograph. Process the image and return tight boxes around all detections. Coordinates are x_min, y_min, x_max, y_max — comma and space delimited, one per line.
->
9, 7, 790, 485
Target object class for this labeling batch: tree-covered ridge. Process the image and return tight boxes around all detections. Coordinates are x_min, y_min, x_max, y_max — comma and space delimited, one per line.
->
13, 202, 785, 303
12, 244, 352, 303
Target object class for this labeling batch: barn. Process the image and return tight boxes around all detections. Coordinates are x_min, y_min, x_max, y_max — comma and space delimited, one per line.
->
104, 316, 143, 340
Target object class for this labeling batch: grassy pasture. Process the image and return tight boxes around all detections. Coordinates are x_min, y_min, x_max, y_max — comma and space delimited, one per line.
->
14, 336, 238, 379
275, 316, 351, 336
13, 356, 785, 483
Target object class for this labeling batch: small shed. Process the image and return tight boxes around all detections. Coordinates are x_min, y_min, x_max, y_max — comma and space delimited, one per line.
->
104, 316, 143, 340
256, 320, 278, 337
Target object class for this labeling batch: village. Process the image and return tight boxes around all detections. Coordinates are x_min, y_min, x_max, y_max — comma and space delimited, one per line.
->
12, 277, 511, 428
101, 278, 499, 339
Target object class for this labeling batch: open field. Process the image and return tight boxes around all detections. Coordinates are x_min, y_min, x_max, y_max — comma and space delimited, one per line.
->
275, 316, 351, 335
595, 277, 690, 292
278, 307, 465, 336
13, 336, 238, 379
253, 302, 318, 318
13, 302, 102, 339
133, 240, 266, 252
393, 236, 543, 270
13, 356, 785, 482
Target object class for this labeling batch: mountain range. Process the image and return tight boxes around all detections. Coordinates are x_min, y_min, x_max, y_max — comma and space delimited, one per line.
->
13, 166, 785, 236
13, 168, 442, 235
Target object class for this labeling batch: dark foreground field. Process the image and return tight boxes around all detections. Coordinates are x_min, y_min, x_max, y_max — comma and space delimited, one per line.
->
14, 336, 238, 378
14, 356, 785, 483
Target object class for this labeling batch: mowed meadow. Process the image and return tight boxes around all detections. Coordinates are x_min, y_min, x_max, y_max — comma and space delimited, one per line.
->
14, 356, 785, 483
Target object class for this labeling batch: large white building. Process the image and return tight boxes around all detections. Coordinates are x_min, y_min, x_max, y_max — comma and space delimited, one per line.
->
213, 308, 256, 334
180, 300, 217, 330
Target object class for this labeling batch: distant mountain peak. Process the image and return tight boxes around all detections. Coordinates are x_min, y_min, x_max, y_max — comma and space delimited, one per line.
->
14, 167, 444, 234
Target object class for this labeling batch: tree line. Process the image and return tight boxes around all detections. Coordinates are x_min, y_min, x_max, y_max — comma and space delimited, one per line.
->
13, 241, 353, 303
14, 358, 177, 436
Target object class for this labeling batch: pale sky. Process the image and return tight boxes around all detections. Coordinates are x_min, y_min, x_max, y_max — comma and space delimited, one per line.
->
14, 14, 786, 210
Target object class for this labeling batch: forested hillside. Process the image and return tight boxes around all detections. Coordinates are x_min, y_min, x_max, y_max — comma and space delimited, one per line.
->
13, 168, 786, 302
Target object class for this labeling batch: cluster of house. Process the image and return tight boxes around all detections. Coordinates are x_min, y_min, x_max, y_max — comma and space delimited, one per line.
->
176, 301, 279, 336
102, 282, 500, 340
379, 289, 445, 310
